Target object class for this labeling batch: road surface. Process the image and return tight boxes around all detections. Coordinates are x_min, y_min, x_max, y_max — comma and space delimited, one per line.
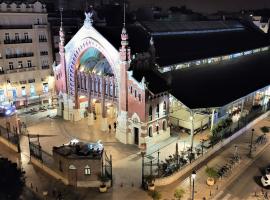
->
214, 144, 270, 200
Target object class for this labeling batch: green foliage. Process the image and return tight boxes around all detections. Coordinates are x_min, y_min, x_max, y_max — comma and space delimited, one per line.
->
205, 167, 219, 179
212, 118, 233, 136
149, 190, 162, 200
0, 158, 25, 200
98, 173, 109, 184
174, 188, 185, 200
145, 175, 155, 184
261, 126, 269, 133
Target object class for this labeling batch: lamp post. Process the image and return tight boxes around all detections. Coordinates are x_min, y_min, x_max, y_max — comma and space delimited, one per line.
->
201, 139, 204, 156
140, 142, 146, 189
248, 129, 255, 158
191, 170, 196, 200
234, 145, 238, 159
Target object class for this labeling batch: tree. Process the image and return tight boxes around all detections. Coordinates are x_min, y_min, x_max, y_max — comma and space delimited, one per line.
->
149, 190, 162, 200
0, 158, 25, 200
261, 126, 269, 133
174, 188, 185, 200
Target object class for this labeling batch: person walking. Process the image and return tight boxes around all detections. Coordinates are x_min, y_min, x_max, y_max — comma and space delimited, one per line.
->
108, 124, 111, 133
114, 122, 117, 131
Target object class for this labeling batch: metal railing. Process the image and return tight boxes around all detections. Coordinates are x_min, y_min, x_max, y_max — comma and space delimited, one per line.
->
4, 39, 32, 44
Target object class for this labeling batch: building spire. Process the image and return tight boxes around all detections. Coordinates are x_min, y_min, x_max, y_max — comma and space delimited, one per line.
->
120, 0, 130, 62
60, 7, 63, 28
123, 0, 126, 27
59, 8, 65, 51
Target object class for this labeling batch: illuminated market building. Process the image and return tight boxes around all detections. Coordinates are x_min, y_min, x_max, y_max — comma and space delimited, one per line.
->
54, 8, 270, 148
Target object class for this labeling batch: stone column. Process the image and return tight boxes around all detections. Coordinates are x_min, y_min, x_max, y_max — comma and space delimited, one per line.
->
101, 76, 108, 131
88, 73, 94, 126
73, 69, 81, 121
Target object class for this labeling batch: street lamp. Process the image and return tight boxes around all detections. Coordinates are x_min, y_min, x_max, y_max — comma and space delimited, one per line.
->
140, 141, 147, 189
248, 129, 255, 158
234, 145, 238, 159
191, 170, 196, 200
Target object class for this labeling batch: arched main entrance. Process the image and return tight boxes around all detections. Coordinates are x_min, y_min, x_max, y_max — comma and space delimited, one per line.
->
68, 38, 120, 131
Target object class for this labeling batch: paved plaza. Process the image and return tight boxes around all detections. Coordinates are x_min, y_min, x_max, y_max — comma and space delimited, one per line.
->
0, 109, 268, 199
20, 109, 210, 187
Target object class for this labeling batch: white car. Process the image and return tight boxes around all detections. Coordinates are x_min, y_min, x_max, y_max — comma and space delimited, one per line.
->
261, 167, 270, 187
261, 175, 270, 187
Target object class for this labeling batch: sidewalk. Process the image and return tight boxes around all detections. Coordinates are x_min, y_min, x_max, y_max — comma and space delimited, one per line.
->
157, 115, 270, 200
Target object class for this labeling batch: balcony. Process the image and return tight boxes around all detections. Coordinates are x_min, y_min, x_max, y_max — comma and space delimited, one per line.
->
42, 65, 50, 70
6, 66, 37, 74
39, 38, 47, 43
4, 39, 33, 44
40, 51, 48, 56
6, 52, 34, 59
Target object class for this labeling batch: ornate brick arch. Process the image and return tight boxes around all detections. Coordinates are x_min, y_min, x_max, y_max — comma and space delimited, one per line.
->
68, 37, 119, 97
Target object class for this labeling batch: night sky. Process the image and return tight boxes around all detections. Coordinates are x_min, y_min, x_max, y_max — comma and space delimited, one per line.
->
128, 0, 270, 13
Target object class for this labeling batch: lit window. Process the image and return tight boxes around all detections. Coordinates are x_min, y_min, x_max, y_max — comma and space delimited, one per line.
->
85, 165, 91, 175
148, 126, 152, 137
30, 84, 35, 96
156, 104, 159, 118
9, 62, 14, 70
18, 61, 23, 68
21, 87, 26, 96
163, 101, 166, 115
0, 90, 5, 102
5, 33, 10, 41
43, 83, 48, 93
15, 33, 19, 41
27, 60, 32, 68
149, 106, 152, 121
24, 33, 29, 40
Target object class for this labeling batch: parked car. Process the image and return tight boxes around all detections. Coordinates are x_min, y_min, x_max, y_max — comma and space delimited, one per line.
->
261, 167, 270, 187
261, 175, 270, 187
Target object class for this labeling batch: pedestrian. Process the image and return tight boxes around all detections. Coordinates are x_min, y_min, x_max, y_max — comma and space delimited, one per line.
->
52, 188, 56, 197
114, 122, 117, 131
108, 124, 111, 133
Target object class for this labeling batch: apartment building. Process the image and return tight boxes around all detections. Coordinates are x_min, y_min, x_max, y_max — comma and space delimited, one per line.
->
0, 1, 54, 107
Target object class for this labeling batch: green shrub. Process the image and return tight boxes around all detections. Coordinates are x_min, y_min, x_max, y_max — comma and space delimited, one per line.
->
205, 167, 219, 179
149, 190, 162, 200
174, 188, 185, 200
261, 126, 269, 133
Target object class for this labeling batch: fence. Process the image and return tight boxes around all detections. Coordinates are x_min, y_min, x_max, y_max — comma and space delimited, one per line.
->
0, 125, 20, 152
142, 104, 270, 185
103, 151, 113, 185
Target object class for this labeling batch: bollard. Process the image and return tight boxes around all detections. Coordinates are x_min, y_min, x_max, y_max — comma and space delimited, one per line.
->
35, 186, 38, 192
216, 185, 219, 190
